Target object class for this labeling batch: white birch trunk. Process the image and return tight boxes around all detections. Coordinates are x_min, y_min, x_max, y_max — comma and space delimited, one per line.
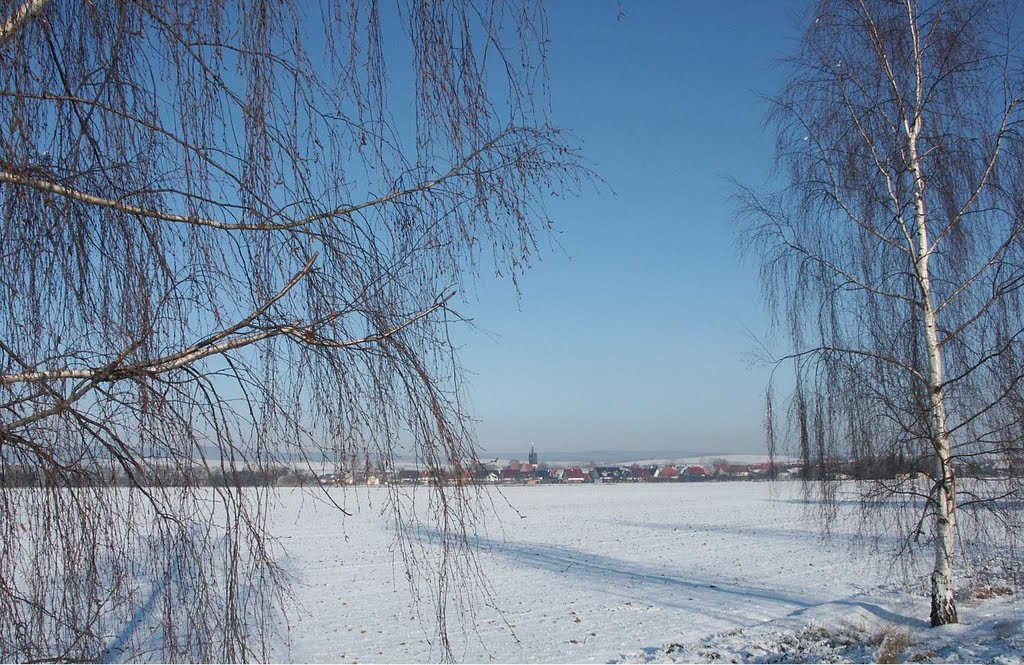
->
906, 51, 959, 626
911, 166, 959, 626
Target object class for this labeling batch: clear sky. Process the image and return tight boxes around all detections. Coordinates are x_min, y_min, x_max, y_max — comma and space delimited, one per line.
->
455, 1, 810, 457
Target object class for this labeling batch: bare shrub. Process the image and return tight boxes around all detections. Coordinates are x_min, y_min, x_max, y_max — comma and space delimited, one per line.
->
876, 626, 914, 664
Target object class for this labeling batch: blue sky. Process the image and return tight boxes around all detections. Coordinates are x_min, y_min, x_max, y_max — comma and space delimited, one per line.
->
455, 1, 809, 457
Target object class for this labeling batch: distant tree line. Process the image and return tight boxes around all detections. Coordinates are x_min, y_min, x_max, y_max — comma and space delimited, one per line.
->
799, 454, 1018, 482
6, 455, 1013, 488
0, 463, 316, 488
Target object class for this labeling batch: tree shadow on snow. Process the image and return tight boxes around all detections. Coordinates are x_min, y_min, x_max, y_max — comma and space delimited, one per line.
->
413, 526, 820, 624
611, 518, 912, 554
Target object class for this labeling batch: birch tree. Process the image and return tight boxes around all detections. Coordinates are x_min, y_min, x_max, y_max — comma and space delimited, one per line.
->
0, 0, 581, 660
743, 0, 1024, 626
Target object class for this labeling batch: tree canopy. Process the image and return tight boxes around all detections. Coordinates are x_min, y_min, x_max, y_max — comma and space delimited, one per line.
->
743, 0, 1024, 625
0, 0, 582, 660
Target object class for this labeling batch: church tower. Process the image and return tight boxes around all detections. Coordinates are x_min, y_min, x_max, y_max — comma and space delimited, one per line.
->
528, 443, 538, 465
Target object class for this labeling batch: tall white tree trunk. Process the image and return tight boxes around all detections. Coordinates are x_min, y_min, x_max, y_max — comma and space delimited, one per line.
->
907, 101, 959, 628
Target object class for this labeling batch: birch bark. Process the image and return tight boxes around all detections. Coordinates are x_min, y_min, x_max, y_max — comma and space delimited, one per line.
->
905, 4, 958, 624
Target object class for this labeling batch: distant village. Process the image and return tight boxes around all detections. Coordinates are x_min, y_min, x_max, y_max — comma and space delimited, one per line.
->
318, 445, 806, 486
4, 443, 1011, 489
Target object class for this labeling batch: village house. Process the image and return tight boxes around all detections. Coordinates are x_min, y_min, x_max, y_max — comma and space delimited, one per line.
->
627, 465, 657, 481
715, 463, 751, 479
682, 465, 710, 480
501, 462, 522, 482
655, 465, 681, 481
562, 466, 589, 483
518, 463, 538, 480
592, 466, 630, 482
397, 468, 420, 484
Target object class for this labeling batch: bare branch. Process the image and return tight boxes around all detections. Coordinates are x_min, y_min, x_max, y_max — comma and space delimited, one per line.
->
0, 130, 517, 232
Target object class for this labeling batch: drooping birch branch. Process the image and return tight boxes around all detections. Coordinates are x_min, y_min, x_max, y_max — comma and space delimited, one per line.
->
0, 131, 516, 232
0, 0, 51, 47
0, 290, 454, 386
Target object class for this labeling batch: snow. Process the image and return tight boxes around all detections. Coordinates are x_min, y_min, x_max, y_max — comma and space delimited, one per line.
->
267, 482, 1022, 663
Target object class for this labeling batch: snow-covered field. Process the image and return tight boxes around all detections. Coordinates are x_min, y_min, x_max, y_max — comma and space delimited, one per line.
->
268, 483, 1023, 663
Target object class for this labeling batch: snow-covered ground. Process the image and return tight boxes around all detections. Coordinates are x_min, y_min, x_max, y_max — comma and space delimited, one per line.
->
268, 483, 1022, 663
